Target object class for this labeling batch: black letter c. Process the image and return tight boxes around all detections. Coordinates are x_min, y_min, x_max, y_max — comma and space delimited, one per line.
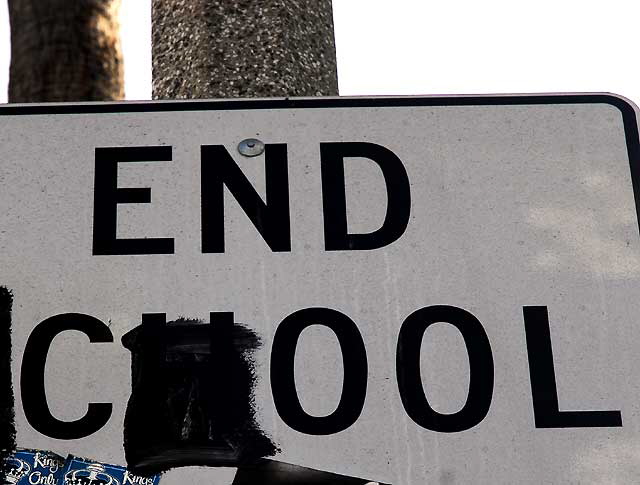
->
21, 313, 113, 439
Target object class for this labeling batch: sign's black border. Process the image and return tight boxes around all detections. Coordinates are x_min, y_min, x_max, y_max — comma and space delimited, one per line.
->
1, 94, 639, 234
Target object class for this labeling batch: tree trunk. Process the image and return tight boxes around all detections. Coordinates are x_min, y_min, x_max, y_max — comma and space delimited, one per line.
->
152, 0, 338, 99
8, 0, 124, 102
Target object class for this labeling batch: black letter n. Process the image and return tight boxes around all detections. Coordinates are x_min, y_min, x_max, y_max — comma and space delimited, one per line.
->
201, 144, 290, 253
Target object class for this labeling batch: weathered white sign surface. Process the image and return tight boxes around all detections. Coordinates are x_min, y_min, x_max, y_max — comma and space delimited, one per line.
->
1, 95, 640, 484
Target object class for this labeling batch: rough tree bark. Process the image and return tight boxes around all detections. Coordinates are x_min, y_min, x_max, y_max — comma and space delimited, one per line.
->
8, 0, 124, 102
152, 0, 338, 99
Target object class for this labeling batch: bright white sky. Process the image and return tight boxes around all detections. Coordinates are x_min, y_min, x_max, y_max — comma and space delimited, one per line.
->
1, 0, 640, 103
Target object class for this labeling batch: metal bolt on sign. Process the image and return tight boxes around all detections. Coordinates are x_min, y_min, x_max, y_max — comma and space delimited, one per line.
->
238, 138, 265, 157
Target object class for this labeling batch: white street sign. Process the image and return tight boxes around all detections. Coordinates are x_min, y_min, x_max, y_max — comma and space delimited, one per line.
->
1, 95, 639, 484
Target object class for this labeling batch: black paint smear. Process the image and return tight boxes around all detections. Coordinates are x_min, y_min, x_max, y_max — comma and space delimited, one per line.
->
121, 312, 278, 474
0, 287, 16, 464
233, 459, 391, 484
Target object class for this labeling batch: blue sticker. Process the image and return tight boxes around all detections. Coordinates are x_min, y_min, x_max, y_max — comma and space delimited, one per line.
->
2, 449, 65, 484
60, 456, 161, 485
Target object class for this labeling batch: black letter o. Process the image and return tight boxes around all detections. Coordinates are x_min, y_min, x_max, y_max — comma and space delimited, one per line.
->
271, 308, 368, 435
397, 305, 494, 432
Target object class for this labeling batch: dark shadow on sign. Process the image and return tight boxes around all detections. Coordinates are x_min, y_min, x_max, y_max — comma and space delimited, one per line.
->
121, 312, 278, 474
233, 459, 390, 484
0, 287, 15, 463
